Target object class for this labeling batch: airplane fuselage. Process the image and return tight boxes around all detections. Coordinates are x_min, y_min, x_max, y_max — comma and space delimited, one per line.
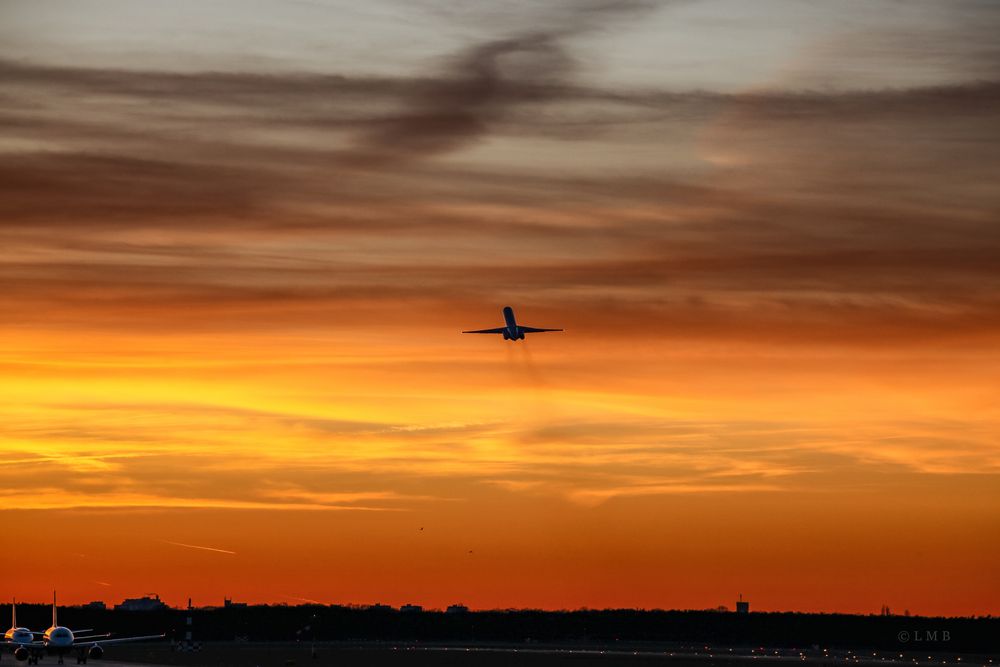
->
502, 306, 522, 340
4, 627, 33, 645
43, 625, 74, 650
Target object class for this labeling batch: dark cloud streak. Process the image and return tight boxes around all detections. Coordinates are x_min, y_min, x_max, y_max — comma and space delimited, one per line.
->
2, 4, 999, 348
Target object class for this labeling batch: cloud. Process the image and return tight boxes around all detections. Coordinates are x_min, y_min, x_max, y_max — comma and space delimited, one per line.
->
1, 3, 999, 525
565, 481, 784, 506
3, 394, 996, 512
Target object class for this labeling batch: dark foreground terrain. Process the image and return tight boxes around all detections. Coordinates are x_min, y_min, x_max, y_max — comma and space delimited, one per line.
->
101, 642, 997, 667
7, 606, 997, 653
7, 605, 995, 666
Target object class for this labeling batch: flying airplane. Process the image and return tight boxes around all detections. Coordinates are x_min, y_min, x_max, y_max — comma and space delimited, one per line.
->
6, 593, 163, 665
462, 306, 562, 341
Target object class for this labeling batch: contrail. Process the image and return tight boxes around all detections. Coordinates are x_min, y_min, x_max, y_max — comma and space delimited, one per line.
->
159, 539, 236, 555
280, 594, 322, 604
517, 341, 546, 387
504, 340, 547, 388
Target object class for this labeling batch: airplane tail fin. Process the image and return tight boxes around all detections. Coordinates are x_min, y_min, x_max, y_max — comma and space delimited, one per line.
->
52, 591, 57, 628
11, 597, 15, 628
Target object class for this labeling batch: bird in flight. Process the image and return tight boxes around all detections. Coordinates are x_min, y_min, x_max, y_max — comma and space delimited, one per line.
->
462, 306, 562, 341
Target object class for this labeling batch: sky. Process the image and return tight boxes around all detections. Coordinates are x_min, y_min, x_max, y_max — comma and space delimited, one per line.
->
1, 0, 998, 616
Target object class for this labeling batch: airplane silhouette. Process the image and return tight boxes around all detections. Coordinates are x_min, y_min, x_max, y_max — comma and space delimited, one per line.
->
463, 307, 562, 341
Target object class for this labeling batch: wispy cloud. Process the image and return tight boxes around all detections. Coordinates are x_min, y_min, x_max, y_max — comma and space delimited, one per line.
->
1, 59, 997, 346
565, 481, 784, 506
1, 396, 996, 513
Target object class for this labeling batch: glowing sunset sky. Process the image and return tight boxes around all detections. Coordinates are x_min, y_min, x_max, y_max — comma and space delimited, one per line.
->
1, 0, 998, 615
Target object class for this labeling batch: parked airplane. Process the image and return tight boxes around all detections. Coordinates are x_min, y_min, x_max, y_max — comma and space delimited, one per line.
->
463, 306, 562, 341
5, 594, 163, 665
2, 600, 35, 660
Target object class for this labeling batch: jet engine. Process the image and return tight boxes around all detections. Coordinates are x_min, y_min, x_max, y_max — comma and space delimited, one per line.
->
88, 645, 104, 659
502, 331, 510, 340
14, 646, 29, 661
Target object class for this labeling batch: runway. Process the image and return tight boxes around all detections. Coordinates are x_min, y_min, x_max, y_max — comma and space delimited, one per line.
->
69, 642, 995, 667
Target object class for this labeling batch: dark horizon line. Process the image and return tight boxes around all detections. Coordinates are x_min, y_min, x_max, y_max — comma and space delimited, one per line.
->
2, 601, 993, 620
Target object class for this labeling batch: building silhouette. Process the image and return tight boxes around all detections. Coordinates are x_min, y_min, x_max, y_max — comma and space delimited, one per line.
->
115, 594, 168, 611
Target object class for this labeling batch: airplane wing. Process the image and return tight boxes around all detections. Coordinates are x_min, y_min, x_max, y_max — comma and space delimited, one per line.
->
518, 326, 563, 333
73, 633, 165, 649
462, 327, 507, 334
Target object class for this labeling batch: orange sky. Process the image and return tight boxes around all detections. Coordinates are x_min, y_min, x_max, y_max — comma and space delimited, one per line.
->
1, 0, 999, 616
